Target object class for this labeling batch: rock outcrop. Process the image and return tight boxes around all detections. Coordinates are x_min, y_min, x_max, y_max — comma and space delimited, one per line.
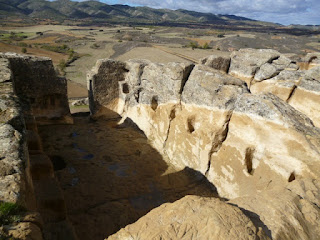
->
107, 195, 269, 240
88, 49, 320, 239
1, 53, 73, 125
0, 53, 76, 240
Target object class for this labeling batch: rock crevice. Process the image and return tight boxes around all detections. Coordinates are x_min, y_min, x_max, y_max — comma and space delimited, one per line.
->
87, 48, 320, 239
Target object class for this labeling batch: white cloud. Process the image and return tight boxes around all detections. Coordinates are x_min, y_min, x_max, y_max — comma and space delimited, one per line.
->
112, 0, 320, 25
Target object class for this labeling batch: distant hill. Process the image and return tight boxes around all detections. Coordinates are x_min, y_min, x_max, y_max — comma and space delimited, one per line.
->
0, 0, 269, 26
1, 0, 319, 36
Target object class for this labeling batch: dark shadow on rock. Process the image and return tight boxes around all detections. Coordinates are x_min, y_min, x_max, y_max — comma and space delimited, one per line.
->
228, 203, 272, 239
71, 111, 90, 117
49, 155, 67, 171
116, 117, 146, 137
37, 109, 219, 240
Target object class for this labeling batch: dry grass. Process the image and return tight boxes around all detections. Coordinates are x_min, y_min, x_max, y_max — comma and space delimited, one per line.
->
186, 38, 211, 46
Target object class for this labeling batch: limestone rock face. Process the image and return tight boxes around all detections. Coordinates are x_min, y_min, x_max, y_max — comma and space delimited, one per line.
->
0, 53, 72, 124
199, 55, 231, 73
88, 50, 320, 240
87, 59, 127, 117
250, 70, 303, 101
162, 65, 247, 173
231, 181, 320, 240
206, 93, 320, 199
107, 195, 270, 240
0, 58, 12, 83
229, 48, 280, 84
251, 65, 320, 127
182, 64, 247, 109
287, 67, 320, 127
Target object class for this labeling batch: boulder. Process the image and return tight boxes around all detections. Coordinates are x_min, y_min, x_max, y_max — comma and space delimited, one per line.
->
231, 181, 320, 240
229, 48, 280, 85
199, 55, 231, 73
107, 195, 270, 240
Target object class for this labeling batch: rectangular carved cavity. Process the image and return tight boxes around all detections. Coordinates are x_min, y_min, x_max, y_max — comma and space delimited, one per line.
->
245, 147, 255, 175
151, 96, 158, 111
122, 83, 130, 94
187, 116, 195, 133
288, 172, 296, 182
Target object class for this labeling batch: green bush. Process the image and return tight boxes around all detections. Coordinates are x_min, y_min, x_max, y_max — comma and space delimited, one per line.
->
41, 44, 70, 53
21, 47, 27, 54
188, 41, 199, 50
202, 42, 211, 49
0, 202, 25, 225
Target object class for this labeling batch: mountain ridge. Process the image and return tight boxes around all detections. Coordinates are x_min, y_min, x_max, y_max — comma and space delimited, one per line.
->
0, 0, 273, 26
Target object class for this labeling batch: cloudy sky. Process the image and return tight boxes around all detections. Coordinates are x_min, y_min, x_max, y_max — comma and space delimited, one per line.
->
82, 0, 319, 25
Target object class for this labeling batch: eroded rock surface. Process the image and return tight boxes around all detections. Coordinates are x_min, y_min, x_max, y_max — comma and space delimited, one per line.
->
107, 195, 270, 240
88, 49, 320, 239
0, 53, 73, 125
0, 53, 75, 240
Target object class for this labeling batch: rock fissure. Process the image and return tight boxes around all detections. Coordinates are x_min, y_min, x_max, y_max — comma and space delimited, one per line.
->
286, 84, 298, 103
179, 64, 195, 95
163, 105, 177, 149
205, 111, 233, 177
2, 48, 320, 240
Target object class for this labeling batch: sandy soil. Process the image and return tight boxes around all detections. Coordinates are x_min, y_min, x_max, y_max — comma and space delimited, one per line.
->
68, 81, 88, 98
116, 46, 189, 63
38, 116, 217, 240
0, 42, 67, 65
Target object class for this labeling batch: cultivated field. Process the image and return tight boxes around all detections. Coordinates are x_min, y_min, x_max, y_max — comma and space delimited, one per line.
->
1, 24, 319, 99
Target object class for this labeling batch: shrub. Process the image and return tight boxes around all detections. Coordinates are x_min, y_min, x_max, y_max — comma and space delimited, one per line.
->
58, 59, 67, 75
21, 47, 27, 53
188, 41, 199, 50
202, 42, 211, 49
0, 202, 25, 225
217, 34, 225, 38
41, 44, 70, 53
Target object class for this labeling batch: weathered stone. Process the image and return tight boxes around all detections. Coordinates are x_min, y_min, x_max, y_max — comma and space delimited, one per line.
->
0, 52, 77, 240
71, 97, 89, 106
254, 63, 279, 81
231, 182, 320, 240
305, 66, 320, 81
182, 64, 248, 109
199, 55, 231, 73
0, 58, 12, 83
138, 61, 195, 104
87, 59, 127, 117
0, 53, 73, 125
107, 195, 269, 240
288, 76, 320, 127
229, 48, 280, 85
87, 53, 320, 240
206, 93, 320, 199
7, 222, 43, 240
250, 70, 303, 101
